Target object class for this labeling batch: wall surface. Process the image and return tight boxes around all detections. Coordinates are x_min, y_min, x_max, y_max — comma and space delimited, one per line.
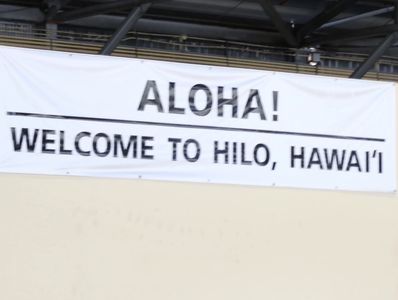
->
0, 50, 397, 299
0, 173, 397, 300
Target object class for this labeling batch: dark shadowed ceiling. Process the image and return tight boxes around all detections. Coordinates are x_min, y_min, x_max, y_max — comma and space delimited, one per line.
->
0, 0, 397, 76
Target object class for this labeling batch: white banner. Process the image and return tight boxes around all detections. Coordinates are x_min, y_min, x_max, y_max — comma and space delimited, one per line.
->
0, 46, 395, 192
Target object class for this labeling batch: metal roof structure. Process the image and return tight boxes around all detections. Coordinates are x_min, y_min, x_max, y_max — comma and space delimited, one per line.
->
0, 0, 397, 78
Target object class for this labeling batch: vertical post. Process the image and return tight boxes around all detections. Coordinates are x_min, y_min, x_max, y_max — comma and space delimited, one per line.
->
46, 23, 58, 40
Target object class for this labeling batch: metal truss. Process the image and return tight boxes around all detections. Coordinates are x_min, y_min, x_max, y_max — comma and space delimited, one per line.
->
28, 0, 398, 78
100, 3, 151, 55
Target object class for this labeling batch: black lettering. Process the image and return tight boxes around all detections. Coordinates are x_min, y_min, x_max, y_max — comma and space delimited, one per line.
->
189, 84, 212, 116
168, 138, 182, 161
138, 80, 164, 112
214, 141, 229, 164
114, 135, 138, 158
75, 132, 91, 156
291, 146, 305, 168
168, 82, 185, 114
183, 139, 201, 162
254, 144, 270, 166
42, 129, 56, 154
324, 149, 345, 171
141, 136, 154, 159
218, 87, 237, 118
242, 89, 266, 120
241, 143, 252, 165
11, 127, 39, 152
273, 91, 279, 122
365, 151, 370, 173
307, 148, 323, 169
93, 133, 111, 157
60, 131, 72, 155
346, 151, 361, 172
232, 142, 238, 164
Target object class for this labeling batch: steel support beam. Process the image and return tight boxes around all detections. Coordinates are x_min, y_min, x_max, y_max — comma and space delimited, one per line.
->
100, 3, 151, 55
53, 0, 153, 23
297, 0, 358, 41
44, 0, 70, 22
257, 0, 298, 47
349, 33, 396, 79
309, 24, 398, 44
321, 6, 394, 29
395, 0, 398, 24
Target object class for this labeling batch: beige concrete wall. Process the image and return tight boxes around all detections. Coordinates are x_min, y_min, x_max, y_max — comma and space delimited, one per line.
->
0, 173, 397, 300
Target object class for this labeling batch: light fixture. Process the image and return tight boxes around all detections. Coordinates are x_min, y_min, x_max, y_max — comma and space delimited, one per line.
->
307, 47, 321, 67
179, 34, 188, 42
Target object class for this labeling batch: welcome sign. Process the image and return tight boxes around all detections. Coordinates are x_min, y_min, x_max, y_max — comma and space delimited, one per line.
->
0, 46, 395, 192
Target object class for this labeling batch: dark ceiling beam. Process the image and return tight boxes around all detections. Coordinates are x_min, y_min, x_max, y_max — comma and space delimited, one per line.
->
257, 0, 298, 47
100, 3, 151, 55
297, 0, 359, 42
309, 24, 398, 44
53, 0, 155, 23
321, 6, 394, 29
350, 33, 397, 79
395, 0, 398, 24
43, 0, 70, 22
350, 0, 398, 79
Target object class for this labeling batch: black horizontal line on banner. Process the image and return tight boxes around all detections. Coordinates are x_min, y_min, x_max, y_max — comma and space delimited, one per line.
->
6, 111, 385, 143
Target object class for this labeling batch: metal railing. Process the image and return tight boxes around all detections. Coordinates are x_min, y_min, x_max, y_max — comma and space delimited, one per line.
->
0, 21, 397, 81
